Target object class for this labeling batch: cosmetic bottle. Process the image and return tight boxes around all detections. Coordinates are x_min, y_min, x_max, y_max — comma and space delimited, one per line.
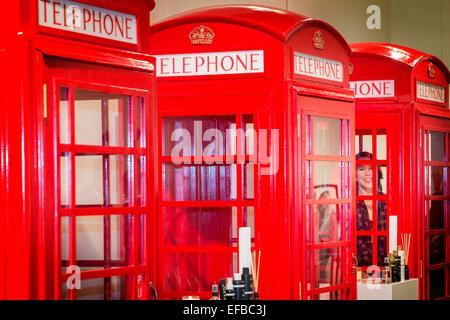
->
233, 273, 245, 301
242, 268, 254, 300
224, 277, 235, 301
210, 284, 220, 300
219, 279, 226, 300
382, 257, 392, 284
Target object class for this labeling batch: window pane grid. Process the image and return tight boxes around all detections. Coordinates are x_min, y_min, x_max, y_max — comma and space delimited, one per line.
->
58, 86, 149, 300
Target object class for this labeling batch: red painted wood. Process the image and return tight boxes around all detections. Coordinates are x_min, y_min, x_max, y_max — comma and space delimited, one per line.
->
351, 43, 450, 300
150, 5, 355, 300
0, 0, 155, 300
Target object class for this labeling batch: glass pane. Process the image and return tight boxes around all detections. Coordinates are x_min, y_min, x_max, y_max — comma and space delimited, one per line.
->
162, 164, 237, 201
377, 200, 387, 231
137, 215, 146, 265
61, 282, 69, 300
429, 235, 445, 265
376, 131, 387, 160
243, 115, 255, 156
76, 215, 133, 270
75, 155, 132, 207
162, 253, 234, 293
243, 164, 255, 200
355, 133, 372, 155
378, 165, 387, 195
313, 117, 341, 156
76, 156, 103, 206
313, 162, 341, 199
76, 216, 104, 265
75, 90, 130, 147
78, 278, 104, 300
306, 161, 312, 199
162, 207, 235, 247
429, 200, 445, 230
315, 204, 341, 243
137, 157, 146, 206
60, 88, 70, 144
429, 269, 445, 299
315, 248, 342, 288
243, 207, 255, 240
60, 153, 71, 207
109, 155, 132, 206
428, 132, 445, 162
137, 97, 146, 148
111, 276, 127, 300
162, 116, 236, 157
357, 200, 373, 231
357, 236, 373, 267
316, 290, 343, 301
377, 236, 387, 266
344, 204, 352, 242
61, 217, 70, 273
429, 167, 444, 196
356, 164, 373, 196
306, 115, 311, 155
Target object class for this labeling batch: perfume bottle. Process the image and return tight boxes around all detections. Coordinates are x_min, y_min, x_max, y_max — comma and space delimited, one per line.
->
210, 284, 220, 300
242, 268, 254, 300
382, 257, 392, 284
224, 277, 235, 301
233, 273, 245, 301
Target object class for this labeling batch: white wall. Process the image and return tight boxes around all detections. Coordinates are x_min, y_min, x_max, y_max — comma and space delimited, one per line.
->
151, 0, 450, 68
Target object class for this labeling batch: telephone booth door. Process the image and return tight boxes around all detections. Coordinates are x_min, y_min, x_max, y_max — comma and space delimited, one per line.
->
355, 112, 401, 271
295, 94, 355, 300
43, 56, 154, 300
157, 94, 265, 299
420, 115, 450, 300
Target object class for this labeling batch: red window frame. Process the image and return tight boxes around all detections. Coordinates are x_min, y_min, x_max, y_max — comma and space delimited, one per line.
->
156, 96, 261, 300
45, 57, 154, 300
421, 117, 450, 300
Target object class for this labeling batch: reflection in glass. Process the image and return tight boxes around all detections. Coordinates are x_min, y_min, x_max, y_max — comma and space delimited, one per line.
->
61, 217, 70, 273
313, 162, 341, 199
428, 132, 445, 162
162, 164, 237, 201
355, 134, 373, 155
60, 153, 71, 207
162, 116, 236, 157
376, 132, 387, 160
315, 204, 341, 243
429, 167, 444, 196
162, 253, 234, 293
315, 248, 342, 289
60, 88, 70, 144
429, 235, 445, 265
378, 236, 387, 266
357, 236, 373, 267
75, 89, 130, 147
429, 200, 445, 230
313, 117, 341, 156
377, 201, 387, 231
430, 268, 445, 299
162, 207, 234, 247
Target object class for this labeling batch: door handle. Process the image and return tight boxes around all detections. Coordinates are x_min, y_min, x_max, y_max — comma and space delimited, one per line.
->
352, 254, 359, 275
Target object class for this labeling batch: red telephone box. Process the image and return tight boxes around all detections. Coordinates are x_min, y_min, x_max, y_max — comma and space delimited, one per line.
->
350, 43, 450, 299
150, 6, 356, 300
0, 0, 156, 300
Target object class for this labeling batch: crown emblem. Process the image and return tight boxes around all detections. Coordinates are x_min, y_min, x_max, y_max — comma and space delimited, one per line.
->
189, 25, 215, 45
428, 63, 436, 79
349, 63, 355, 75
313, 31, 325, 50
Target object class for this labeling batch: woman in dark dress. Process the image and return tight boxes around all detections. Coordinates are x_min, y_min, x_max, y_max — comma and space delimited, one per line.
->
356, 152, 387, 267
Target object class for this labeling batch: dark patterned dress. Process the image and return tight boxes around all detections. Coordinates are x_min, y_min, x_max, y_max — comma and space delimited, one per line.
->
357, 199, 387, 267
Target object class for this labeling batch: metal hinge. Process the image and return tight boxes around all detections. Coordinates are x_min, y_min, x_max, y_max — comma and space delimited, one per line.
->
43, 84, 48, 119
297, 114, 301, 138
299, 282, 302, 300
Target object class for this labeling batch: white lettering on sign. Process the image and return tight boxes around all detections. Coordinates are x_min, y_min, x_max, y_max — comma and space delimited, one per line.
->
38, 0, 137, 44
294, 53, 343, 82
155, 51, 264, 77
350, 80, 395, 98
416, 81, 445, 104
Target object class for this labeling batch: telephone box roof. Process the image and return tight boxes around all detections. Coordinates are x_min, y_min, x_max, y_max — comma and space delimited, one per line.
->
351, 42, 450, 82
151, 5, 351, 54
